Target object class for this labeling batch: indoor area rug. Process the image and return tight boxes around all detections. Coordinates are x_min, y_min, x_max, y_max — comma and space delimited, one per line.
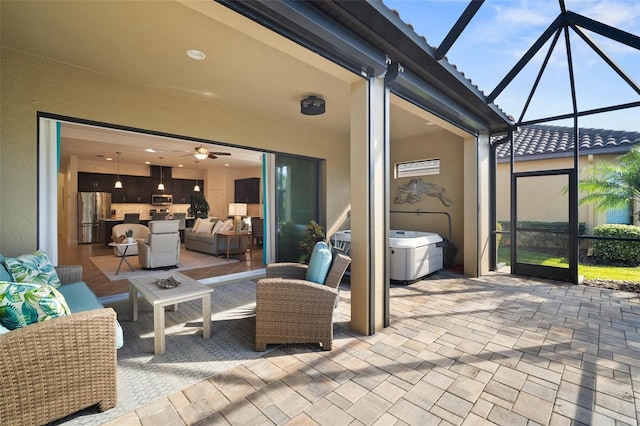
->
90, 249, 238, 281
53, 279, 269, 426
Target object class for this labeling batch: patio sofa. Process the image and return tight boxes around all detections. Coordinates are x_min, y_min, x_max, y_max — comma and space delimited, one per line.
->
0, 254, 122, 425
184, 218, 249, 256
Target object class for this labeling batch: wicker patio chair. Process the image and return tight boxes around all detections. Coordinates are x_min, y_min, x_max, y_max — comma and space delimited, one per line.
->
255, 252, 351, 351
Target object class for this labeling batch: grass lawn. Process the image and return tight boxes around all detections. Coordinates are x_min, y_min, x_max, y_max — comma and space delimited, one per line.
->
497, 247, 640, 282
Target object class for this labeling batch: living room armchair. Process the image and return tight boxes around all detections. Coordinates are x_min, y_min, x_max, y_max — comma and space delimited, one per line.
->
138, 220, 180, 269
112, 223, 149, 256
255, 249, 351, 351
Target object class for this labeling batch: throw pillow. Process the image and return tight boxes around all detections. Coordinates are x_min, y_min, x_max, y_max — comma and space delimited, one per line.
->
306, 241, 333, 284
222, 219, 234, 232
0, 282, 71, 330
211, 220, 225, 236
196, 220, 215, 234
5, 250, 61, 288
191, 218, 204, 233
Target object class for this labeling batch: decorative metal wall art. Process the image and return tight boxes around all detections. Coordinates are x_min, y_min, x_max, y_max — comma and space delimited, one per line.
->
394, 178, 452, 206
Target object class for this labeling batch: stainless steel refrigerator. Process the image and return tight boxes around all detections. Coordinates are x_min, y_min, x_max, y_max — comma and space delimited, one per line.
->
78, 192, 111, 244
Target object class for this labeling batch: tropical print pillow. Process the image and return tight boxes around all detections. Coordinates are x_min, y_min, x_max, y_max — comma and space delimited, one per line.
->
5, 250, 61, 288
0, 282, 71, 330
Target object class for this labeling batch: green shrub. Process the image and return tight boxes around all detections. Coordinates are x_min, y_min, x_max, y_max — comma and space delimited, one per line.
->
495, 222, 503, 249
498, 221, 587, 249
592, 224, 640, 266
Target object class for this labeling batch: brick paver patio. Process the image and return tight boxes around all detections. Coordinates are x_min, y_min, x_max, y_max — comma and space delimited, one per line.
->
106, 270, 640, 425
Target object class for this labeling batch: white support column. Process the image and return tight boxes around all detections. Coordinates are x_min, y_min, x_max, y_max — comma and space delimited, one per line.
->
463, 132, 491, 277
38, 118, 59, 265
350, 76, 388, 335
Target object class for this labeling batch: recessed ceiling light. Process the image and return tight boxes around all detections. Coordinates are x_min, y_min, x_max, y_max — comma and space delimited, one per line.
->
106, 157, 113, 161
225, 163, 230, 167
145, 161, 151, 165
145, 148, 157, 153
178, 164, 183, 168
187, 49, 206, 60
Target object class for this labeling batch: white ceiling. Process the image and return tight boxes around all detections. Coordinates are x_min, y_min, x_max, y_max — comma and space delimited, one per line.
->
2, 0, 442, 171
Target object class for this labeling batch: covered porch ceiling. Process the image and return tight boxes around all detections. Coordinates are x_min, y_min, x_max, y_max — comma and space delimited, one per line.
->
1, 0, 448, 171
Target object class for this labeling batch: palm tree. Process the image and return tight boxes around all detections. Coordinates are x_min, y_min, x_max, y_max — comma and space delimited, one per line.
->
578, 145, 640, 217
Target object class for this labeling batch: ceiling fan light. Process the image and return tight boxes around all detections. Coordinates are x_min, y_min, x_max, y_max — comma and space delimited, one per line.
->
194, 152, 208, 160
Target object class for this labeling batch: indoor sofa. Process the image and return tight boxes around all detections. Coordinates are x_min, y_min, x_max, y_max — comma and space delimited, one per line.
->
0, 254, 122, 425
184, 218, 249, 257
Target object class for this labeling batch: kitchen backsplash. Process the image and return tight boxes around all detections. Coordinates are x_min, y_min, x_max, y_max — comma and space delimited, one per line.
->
111, 203, 190, 219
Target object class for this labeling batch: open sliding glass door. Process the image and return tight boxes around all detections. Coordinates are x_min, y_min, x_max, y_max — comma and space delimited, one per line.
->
512, 169, 578, 283
274, 154, 320, 262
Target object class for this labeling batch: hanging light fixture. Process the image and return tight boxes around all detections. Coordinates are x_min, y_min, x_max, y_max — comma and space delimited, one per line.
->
193, 161, 201, 192
157, 157, 165, 191
114, 151, 123, 189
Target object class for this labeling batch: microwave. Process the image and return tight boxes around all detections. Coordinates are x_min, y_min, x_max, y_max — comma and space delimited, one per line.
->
152, 194, 173, 205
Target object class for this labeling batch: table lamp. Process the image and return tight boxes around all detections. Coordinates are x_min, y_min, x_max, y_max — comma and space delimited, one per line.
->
228, 203, 247, 233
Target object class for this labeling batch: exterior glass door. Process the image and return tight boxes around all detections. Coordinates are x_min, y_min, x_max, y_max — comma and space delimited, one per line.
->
512, 169, 577, 283
275, 154, 320, 262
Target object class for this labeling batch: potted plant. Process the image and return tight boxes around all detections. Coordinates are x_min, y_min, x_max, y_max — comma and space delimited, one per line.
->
125, 229, 134, 243
299, 220, 326, 264
189, 192, 210, 219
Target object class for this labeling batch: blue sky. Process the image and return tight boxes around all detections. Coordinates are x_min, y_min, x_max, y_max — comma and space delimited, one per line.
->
383, 0, 640, 131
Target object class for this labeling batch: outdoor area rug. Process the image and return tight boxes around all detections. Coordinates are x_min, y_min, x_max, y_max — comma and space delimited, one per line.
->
90, 249, 238, 281
53, 279, 268, 425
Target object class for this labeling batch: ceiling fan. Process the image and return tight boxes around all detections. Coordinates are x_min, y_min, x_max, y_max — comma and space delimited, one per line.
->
184, 145, 231, 160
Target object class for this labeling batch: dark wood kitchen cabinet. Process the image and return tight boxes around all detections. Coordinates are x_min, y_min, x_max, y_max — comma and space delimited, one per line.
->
78, 172, 115, 192
124, 175, 151, 203
172, 179, 205, 204
234, 177, 260, 204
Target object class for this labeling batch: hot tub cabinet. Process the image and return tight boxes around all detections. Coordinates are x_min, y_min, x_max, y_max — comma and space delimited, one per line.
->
389, 230, 443, 283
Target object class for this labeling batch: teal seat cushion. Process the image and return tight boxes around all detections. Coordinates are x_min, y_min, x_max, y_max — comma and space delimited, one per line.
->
0, 254, 15, 283
58, 282, 124, 349
0, 323, 11, 335
306, 241, 333, 284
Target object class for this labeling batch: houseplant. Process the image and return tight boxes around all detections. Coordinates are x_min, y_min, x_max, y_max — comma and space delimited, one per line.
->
125, 229, 134, 243
188, 192, 210, 219
299, 220, 326, 264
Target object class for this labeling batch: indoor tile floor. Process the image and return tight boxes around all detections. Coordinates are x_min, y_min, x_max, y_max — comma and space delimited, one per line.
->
103, 270, 640, 425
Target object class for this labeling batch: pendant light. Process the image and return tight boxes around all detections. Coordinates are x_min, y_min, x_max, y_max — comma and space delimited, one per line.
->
193, 161, 201, 192
157, 156, 165, 191
114, 152, 123, 189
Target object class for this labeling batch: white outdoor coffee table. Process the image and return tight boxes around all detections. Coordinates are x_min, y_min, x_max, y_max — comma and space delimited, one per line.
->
128, 271, 214, 354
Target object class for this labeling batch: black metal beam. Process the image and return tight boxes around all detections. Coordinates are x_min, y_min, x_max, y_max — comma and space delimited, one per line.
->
487, 14, 565, 103
570, 24, 640, 96
517, 29, 563, 124
435, 0, 484, 59
567, 11, 640, 50
518, 101, 640, 126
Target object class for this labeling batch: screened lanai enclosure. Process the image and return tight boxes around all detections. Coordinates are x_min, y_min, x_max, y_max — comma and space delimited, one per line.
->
450, 0, 640, 284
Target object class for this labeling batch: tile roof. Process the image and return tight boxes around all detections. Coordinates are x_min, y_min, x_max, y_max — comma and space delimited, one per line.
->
495, 124, 640, 161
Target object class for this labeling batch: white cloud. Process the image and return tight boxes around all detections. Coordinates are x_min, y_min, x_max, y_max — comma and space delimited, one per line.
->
575, 1, 640, 30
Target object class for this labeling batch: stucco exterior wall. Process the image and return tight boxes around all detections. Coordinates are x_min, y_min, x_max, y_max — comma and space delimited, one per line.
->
390, 129, 464, 265
495, 154, 622, 232
0, 48, 350, 257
